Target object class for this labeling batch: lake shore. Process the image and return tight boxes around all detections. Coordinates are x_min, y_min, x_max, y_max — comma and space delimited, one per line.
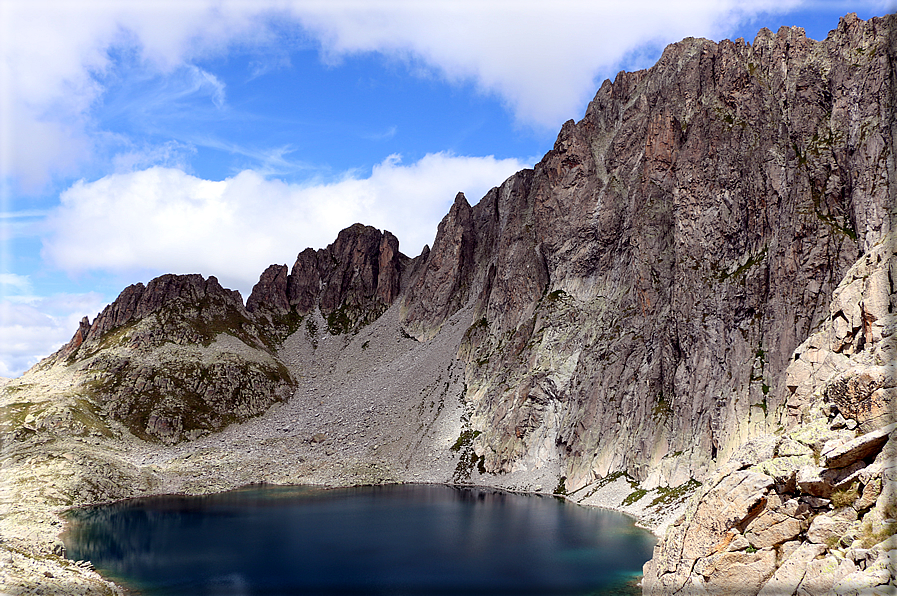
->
1, 305, 688, 594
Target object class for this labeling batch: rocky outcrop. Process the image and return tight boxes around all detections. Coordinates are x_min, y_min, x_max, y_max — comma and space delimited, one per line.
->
401, 193, 481, 339
247, 223, 408, 334
401, 13, 896, 493
61, 274, 257, 351
246, 264, 290, 315
52, 273, 294, 444
643, 232, 896, 594
57, 316, 91, 359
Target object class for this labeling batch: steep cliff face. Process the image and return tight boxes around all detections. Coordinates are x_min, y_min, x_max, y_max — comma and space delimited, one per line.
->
643, 232, 896, 595
247, 223, 408, 334
400, 13, 896, 491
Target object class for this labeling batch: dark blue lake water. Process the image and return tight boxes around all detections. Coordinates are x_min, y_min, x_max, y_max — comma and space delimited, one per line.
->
63, 484, 655, 596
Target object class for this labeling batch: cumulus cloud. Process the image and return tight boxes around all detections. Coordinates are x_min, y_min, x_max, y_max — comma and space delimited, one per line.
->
288, 0, 808, 127
41, 153, 527, 296
2, 0, 822, 191
0, 0, 270, 191
0, 291, 107, 377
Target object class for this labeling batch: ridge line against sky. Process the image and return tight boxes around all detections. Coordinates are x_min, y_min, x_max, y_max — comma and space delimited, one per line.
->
0, 0, 893, 377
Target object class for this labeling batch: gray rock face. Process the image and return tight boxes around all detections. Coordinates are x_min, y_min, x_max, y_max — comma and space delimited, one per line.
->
248, 223, 408, 333
401, 13, 896, 490
54, 273, 295, 444
643, 230, 896, 594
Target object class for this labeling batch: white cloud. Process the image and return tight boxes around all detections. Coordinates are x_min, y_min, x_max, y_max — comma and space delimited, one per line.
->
41, 153, 527, 297
0, 0, 272, 191
2, 0, 827, 191
0, 272, 32, 295
0, 273, 108, 377
0, 291, 107, 377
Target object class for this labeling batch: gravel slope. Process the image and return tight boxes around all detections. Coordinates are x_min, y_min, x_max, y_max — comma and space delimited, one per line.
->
1, 302, 679, 595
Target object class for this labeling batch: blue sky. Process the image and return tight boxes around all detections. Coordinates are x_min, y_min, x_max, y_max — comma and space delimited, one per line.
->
1, 0, 893, 376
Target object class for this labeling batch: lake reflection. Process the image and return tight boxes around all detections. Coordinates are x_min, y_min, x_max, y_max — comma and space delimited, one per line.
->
64, 484, 655, 595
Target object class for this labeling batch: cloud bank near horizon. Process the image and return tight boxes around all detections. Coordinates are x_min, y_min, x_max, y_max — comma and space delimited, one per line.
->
2, 0, 816, 192
0, 288, 107, 378
41, 153, 528, 296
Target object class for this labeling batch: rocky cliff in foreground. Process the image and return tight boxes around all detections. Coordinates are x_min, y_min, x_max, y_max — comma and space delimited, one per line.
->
1, 12, 895, 596
644, 231, 896, 594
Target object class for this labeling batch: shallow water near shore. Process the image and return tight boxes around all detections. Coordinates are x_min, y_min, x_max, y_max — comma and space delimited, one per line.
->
63, 484, 655, 596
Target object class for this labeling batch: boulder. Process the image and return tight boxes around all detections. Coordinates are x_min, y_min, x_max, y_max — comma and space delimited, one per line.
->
832, 568, 891, 594
822, 423, 896, 469
777, 438, 813, 458
855, 477, 882, 511
807, 512, 858, 545
859, 387, 897, 433
726, 532, 752, 552
757, 542, 825, 596
694, 549, 777, 595
750, 455, 813, 487
796, 555, 850, 595
797, 460, 866, 498
744, 507, 802, 549
680, 471, 774, 560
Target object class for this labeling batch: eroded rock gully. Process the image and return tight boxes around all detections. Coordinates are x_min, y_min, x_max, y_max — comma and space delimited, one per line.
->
1, 12, 895, 596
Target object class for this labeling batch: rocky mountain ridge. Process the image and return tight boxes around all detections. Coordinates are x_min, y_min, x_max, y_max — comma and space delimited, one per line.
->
392, 11, 895, 493
1, 12, 895, 595
246, 223, 408, 334
49, 274, 297, 445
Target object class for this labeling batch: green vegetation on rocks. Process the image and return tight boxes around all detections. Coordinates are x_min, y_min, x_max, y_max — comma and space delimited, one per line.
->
553, 476, 568, 496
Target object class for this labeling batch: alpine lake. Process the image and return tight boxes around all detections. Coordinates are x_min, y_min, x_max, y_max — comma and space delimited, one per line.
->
63, 484, 656, 596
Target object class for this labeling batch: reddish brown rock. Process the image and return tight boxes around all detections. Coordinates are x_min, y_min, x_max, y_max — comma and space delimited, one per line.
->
250, 223, 408, 333
246, 264, 289, 315
401, 193, 481, 338
58, 316, 92, 359
403, 13, 896, 486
